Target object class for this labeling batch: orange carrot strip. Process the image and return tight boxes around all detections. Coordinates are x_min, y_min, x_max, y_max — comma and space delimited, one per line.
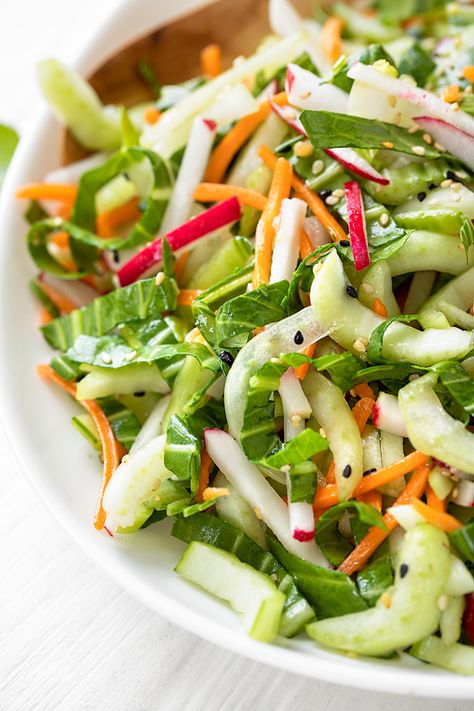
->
426, 483, 447, 512
372, 297, 387, 318
321, 16, 344, 64
174, 250, 190, 283
96, 197, 141, 238
412, 499, 462, 532
37, 365, 123, 530
55, 200, 74, 220
252, 157, 293, 289
352, 383, 375, 400
205, 92, 288, 183
193, 183, 268, 211
40, 307, 54, 325
36, 281, 76, 315
314, 451, 429, 509
258, 145, 348, 243
463, 65, 474, 83
358, 490, 383, 512
144, 107, 162, 125
200, 43, 222, 78
442, 84, 461, 104
177, 289, 203, 306
196, 449, 213, 502
16, 183, 78, 202
295, 341, 317, 380
326, 461, 336, 484
352, 396, 374, 433
299, 228, 314, 259
50, 230, 70, 250
202, 486, 229, 501
338, 462, 431, 574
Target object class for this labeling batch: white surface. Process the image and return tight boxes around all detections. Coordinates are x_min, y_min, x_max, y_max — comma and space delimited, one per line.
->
0, 2, 473, 709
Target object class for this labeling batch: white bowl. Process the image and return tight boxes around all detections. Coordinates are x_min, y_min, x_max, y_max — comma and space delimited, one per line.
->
0, 0, 472, 698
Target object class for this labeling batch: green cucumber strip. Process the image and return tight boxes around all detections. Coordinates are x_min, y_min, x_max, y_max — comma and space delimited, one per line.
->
410, 636, 474, 675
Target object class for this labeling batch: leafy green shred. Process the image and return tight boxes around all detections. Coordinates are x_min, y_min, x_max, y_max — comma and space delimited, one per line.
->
433, 361, 474, 415
0, 123, 18, 187
375, 0, 447, 25
313, 352, 364, 393
137, 59, 162, 99
460, 216, 474, 263
29, 279, 60, 319
366, 314, 419, 364
357, 550, 394, 606
98, 397, 141, 450
449, 519, 474, 564
397, 42, 435, 86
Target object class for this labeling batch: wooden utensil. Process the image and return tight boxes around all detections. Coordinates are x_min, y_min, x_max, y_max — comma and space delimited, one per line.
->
62, 0, 312, 163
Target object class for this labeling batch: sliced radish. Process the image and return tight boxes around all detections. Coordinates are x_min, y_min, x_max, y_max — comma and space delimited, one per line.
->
160, 116, 217, 234
414, 116, 474, 171
286, 472, 315, 542
269, 100, 306, 135
344, 180, 370, 272
270, 197, 307, 283
304, 215, 330, 248
117, 197, 241, 286
286, 64, 348, 114
348, 63, 474, 137
38, 272, 99, 307
326, 148, 389, 185
452, 479, 474, 508
372, 392, 408, 438
204, 428, 328, 565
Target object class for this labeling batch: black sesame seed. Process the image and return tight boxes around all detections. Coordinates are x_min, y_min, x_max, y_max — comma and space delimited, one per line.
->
339, 239, 350, 247
122, 171, 130, 181
319, 189, 332, 200
345, 285, 358, 299
417, 191, 427, 202
400, 563, 409, 578
428, 183, 437, 190
294, 330, 304, 345
446, 170, 457, 181
363, 468, 377, 476
219, 350, 234, 366
342, 464, 352, 478
112, 249, 120, 264
133, 391, 146, 397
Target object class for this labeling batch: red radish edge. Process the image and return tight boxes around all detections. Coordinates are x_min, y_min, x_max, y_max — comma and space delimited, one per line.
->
344, 180, 370, 272
372, 402, 381, 427
414, 115, 474, 171
270, 100, 306, 135
202, 118, 217, 131
293, 528, 314, 542
463, 594, 474, 646
117, 197, 241, 286
286, 66, 295, 93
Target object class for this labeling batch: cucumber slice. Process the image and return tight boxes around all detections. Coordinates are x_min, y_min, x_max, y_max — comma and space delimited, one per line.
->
410, 636, 474, 675
394, 186, 474, 234
386, 231, 474, 277
419, 268, 474, 330
95, 174, 138, 215
428, 466, 454, 501
71, 413, 100, 450
306, 524, 451, 656
440, 595, 465, 646
162, 355, 215, 431
76, 364, 169, 400
358, 262, 400, 318
189, 237, 253, 290
175, 541, 285, 642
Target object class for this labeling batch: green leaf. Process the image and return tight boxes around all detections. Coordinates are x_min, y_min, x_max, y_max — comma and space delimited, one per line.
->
161, 237, 174, 279
315, 501, 387, 567
449, 519, 474, 564
357, 551, 394, 606
262, 429, 328, 468
27, 218, 90, 278
313, 352, 364, 393
268, 533, 368, 619
433, 361, 474, 415
460, 216, 474, 263
366, 314, 419, 365
0, 124, 18, 186
98, 397, 141, 450
120, 107, 140, 147
137, 59, 162, 99
41, 276, 178, 350
375, 0, 446, 25
24, 200, 48, 225
300, 110, 443, 158
397, 43, 435, 87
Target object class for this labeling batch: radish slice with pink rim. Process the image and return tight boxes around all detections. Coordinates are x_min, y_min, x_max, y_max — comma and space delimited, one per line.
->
269, 101, 389, 185
414, 116, 474, 171
344, 180, 370, 272
372, 392, 408, 438
117, 197, 241, 286
286, 63, 348, 114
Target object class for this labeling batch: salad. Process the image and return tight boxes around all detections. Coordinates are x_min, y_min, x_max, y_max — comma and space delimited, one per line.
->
18, 0, 474, 674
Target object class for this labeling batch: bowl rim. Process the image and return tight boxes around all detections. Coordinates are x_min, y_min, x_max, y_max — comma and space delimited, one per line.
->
0, 0, 473, 698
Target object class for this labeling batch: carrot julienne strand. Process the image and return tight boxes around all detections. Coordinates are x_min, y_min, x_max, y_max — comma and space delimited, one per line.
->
193, 183, 268, 211
372, 297, 388, 318
196, 449, 213, 502
321, 16, 344, 64
425, 483, 447, 512
177, 289, 203, 306
96, 197, 141, 238
200, 43, 222, 78
16, 183, 78, 202
412, 499, 462, 532
294, 342, 316, 380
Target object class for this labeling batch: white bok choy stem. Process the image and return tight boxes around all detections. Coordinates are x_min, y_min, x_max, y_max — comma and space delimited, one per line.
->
286, 63, 348, 113
204, 429, 328, 565
160, 116, 217, 234
224, 306, 329, 440
130, 394, 171, 453
270, 198, 307, 283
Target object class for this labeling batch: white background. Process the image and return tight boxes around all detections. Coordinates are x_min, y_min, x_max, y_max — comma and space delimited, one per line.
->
0, 1, 472, 709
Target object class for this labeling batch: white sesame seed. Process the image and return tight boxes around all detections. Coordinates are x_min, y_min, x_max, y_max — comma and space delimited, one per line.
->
121, 454, 129, 464
392, 112, 402, 126
294, 140, 313, 158
291, 414, 302, 427
388, 95, 397, 107
381, 141, 394, 149
451, 181, 461, 191
52, 216, 63, 227
434, 142, 446, 151
325, 195, 340, 206
408, 373, 420, 382
466, 85, 473, 95
381, 592, 392, 609
300, 90, 312, 99
311, 159, 324, 175
101, 352, 112, 364
254, 507, 263, 520
441, 179, 452, 188
452, 192, 461, 202
423, 132, 433, 144
155, 271, 165, 286
361, 282, 374, 294
379, 212, 390, 227
319, 427, 327, 438
282, 107, 298, 121
451, 102, 460, 111
455, 170, 468, 179
437, 595, 449, 611
332, 188, 344, 198
125, 350, 137, 362
408, 126, 418, 134
452, 487, 459, 499
270, 357, 281, 364
412, 145, 426, 156
353, 338, 368, 353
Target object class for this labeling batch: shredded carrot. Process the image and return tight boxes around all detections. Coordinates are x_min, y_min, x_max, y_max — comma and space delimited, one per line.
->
252, 157, 293, 289
295, 342, 317, 380
205, 92, 288, 183
258, 145, 348, 243
174, 250, 189, 283
314, 450, 429, 509
338, 462, 431, 574
442, 84, 461, 103
16, 183, 78, 202
37, 365, 123, 530
412, 499, 462, 533
326, 461, 336, 484
352, 382, 375, 400
202, 486, 229, 501
193, 183, 268, 211
426, 483, 447, 512
177, 288, 202, 306
55, 200, 74, 220
463, 65, 474, 83
196, 449, 213, 502
321, 16, 344, 64
36, 280, 76, 315
39, 307, 54, 325
143, 106, 162, 125
358, 490, 383, 512
372, 297, 387, 318
200, 43, 222, 78
50, 230, 70, 250
352, 396, 374, 433
96, 197, 141, 238
299, 229, 314, 259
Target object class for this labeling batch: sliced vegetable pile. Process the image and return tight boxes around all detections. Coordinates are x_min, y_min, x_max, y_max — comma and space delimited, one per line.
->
22, 0, 474, 674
